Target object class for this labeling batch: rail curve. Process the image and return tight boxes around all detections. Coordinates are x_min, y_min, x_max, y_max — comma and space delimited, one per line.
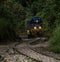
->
14, 37, 60, 62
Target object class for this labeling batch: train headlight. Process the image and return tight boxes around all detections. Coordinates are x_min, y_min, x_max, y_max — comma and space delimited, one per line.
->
39, 26, 42, 29
34, 27, 37, 29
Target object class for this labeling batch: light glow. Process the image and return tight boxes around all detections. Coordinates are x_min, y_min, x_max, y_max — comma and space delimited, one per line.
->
34, 26, 37, 29
39, 26, 42, 29
27, 30, 30, 34
36, 20, 38, 23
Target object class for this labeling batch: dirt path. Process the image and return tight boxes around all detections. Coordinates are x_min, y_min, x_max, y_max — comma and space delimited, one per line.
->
15, 41, 60, 62
0, 42, 39, 62
0, 37, 59, 62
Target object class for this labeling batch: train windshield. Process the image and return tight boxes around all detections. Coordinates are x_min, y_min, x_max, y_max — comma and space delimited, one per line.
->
27, 17, 42, 24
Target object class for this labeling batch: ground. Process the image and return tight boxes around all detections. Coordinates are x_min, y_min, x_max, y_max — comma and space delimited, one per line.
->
29, 38, 60, 60
0, 40, 41, 62
0, 37, 60, 62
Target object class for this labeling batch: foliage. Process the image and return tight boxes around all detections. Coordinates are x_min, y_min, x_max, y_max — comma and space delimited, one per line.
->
49, 26, 60, 53
0, 18, 17, 40
0, 0, 60, 44
0, 0, 26, 21
0, 0, 26, 40
49, 45, 60, 53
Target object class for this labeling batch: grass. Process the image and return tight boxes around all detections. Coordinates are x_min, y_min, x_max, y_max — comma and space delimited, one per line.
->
49, 45, 60, 53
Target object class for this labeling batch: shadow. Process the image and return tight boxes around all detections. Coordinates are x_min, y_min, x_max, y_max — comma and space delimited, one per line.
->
0, 37, 22, 45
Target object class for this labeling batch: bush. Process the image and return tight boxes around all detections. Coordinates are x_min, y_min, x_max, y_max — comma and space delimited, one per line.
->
0, 18, 17, 40
49, 26, 60, 53
49, 45, 60, 53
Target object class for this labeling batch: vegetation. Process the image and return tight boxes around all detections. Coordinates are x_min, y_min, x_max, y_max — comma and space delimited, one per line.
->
49, 26, 60, 53
0, 18, 16, 40
0, 0, 60, 53
0, 0, 26, 40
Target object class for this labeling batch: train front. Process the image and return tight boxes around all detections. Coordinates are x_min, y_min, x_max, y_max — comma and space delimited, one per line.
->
27, 17, 44, 38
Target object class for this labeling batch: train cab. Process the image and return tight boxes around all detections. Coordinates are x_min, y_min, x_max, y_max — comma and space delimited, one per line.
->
26, 17, 44, 38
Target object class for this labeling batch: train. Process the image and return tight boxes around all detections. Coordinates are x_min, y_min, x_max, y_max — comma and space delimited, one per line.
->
26, 17, 44, 38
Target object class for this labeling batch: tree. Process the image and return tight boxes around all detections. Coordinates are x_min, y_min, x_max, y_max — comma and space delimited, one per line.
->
0, 0, 26, 40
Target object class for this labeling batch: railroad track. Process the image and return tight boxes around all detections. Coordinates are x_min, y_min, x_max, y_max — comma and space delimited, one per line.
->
14, 37, 60, 62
